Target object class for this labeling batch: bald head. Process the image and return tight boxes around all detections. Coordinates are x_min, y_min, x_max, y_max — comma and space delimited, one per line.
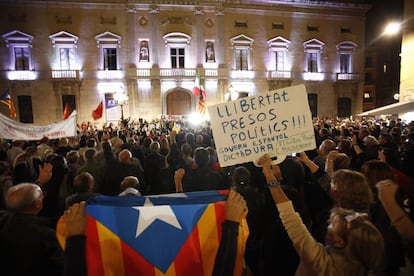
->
118, 149, 132, 164
6, 183, 43, 214
120, 176, 140, 191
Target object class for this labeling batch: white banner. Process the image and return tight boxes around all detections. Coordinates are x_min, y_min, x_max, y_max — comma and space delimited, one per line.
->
208, 85, 316, 167
0, 111, 77, 141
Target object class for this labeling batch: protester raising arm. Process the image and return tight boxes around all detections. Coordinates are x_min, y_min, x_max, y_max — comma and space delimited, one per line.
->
36, 163, 53, 186
257, 153, 384, 275
213, 190, 247, 276
377, 180, 414, 241
62, 202, 87, 276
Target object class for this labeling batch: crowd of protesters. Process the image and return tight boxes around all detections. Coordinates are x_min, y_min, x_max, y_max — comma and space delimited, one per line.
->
0, 115, 413, 275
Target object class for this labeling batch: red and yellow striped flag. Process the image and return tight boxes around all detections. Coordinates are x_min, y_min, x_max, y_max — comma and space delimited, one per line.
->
57, 190, 248, 276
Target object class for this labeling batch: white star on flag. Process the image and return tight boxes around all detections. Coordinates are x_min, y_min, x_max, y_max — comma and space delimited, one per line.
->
133, 205, 183, 238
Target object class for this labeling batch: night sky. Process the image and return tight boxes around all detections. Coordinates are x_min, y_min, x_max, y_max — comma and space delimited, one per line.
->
365, 0, 404, 42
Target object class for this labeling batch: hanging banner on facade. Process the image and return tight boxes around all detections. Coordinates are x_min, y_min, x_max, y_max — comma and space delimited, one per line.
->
207, 85, 316, 167
105, 93, 119, 121
0, 111, 77, 140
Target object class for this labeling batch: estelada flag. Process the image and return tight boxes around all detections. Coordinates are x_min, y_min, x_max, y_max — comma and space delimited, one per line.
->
57, 190, 248, 276
63, 103, 70, 119
0, 89, 17, 118
92, 100, 103, 120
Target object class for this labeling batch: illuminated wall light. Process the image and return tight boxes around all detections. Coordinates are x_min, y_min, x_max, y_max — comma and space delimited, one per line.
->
161, 81, 177, 92
97, 70, 124, 79
205, 79, 218, 88
97, 82, 124, 93
8, 71, 37, 80
203, 63, 218, 69
303, 72, 325, 81
179, 83, 194, 92
231, 81, 253, 92
138, 80, 151, 89
230, 70, 255, 79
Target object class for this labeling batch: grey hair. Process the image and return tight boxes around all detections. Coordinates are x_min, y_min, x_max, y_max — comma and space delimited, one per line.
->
6, 183, 42, 212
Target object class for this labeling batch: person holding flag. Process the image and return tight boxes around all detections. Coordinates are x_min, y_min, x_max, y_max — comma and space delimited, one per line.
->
193, 72, 206, 115
0, 89, 17, 118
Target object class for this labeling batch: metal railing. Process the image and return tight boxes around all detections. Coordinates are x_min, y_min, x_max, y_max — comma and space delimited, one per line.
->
268, 70, 292, 79
160, 68, 196, 77
51, 70, 80, 79
337, 73, 360, 81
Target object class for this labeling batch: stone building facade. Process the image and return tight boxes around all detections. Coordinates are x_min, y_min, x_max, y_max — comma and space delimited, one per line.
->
0, 0, 370, 125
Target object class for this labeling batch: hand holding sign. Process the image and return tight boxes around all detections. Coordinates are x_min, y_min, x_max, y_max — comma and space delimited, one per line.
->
208, 85, 316, 167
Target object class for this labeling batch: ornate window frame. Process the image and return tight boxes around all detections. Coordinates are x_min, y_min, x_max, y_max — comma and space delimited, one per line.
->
2, 30, 34, 71
336, 41, 357, 74
268, 36, 291, 71
95, 31, 122, 70
230, 34, 254, 71
49, 31, 79, 70
303, 38, 325, 73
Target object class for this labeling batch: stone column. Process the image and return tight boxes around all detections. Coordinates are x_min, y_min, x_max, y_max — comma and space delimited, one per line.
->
126, 6, 137, 69
194, 8, 204, 68
216, 9, 225, 68
150, 5, 160, 67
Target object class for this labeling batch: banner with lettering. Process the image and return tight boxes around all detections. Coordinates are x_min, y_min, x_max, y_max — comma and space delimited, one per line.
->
208, 85, 316, 167
0, 111, 77, 140
105, 93, 119, 121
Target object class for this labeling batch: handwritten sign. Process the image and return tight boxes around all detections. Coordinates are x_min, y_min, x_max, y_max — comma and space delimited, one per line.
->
208, 85, 316, 167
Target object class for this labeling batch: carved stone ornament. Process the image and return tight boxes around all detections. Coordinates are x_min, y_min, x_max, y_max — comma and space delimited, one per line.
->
205, 18, 214, 28
138, 16, 148, 26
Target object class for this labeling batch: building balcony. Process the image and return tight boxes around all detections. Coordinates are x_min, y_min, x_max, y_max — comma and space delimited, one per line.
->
7, 70, 37, 80
267, 70, 292, 79
51, 70, 80, 80
204, 69, 218, 77
303, 72, 327, 81
160, 68, 196, 78
137, 68, 151, 77
336, 73, 360, 81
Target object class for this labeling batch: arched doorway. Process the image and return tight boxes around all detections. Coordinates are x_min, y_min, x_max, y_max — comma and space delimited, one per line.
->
166, 89, 192, 115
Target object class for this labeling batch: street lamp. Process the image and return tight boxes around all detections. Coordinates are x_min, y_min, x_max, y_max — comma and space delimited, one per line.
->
113, 90, 128, 121
384, 22, 402, 36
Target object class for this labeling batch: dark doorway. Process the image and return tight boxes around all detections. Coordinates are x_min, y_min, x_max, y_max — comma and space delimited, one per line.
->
337, 97, 351, 117
18, 95, 33, 123
62, 94, 76, 114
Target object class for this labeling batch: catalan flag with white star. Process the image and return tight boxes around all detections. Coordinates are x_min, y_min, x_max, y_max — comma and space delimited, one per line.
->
0, 89, 16, 118
57, 190, 248, 276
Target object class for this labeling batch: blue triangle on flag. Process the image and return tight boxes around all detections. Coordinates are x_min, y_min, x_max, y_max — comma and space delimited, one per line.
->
87, 202, 208, 272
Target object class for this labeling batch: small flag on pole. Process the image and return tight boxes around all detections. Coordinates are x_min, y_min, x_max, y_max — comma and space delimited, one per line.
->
193, 72, 206, 115
63, 103, 70, 119
0, 89, 17, 118
92, 100, 103, 120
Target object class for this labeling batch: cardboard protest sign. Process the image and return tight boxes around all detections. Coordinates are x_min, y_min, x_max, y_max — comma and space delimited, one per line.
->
208, 85, 316, 167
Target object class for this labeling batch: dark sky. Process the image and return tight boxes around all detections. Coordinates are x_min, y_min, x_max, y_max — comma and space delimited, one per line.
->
365, 0, 404, 41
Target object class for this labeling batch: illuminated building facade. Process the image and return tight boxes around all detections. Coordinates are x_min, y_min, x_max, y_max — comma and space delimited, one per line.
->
0, 0, 370, 124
